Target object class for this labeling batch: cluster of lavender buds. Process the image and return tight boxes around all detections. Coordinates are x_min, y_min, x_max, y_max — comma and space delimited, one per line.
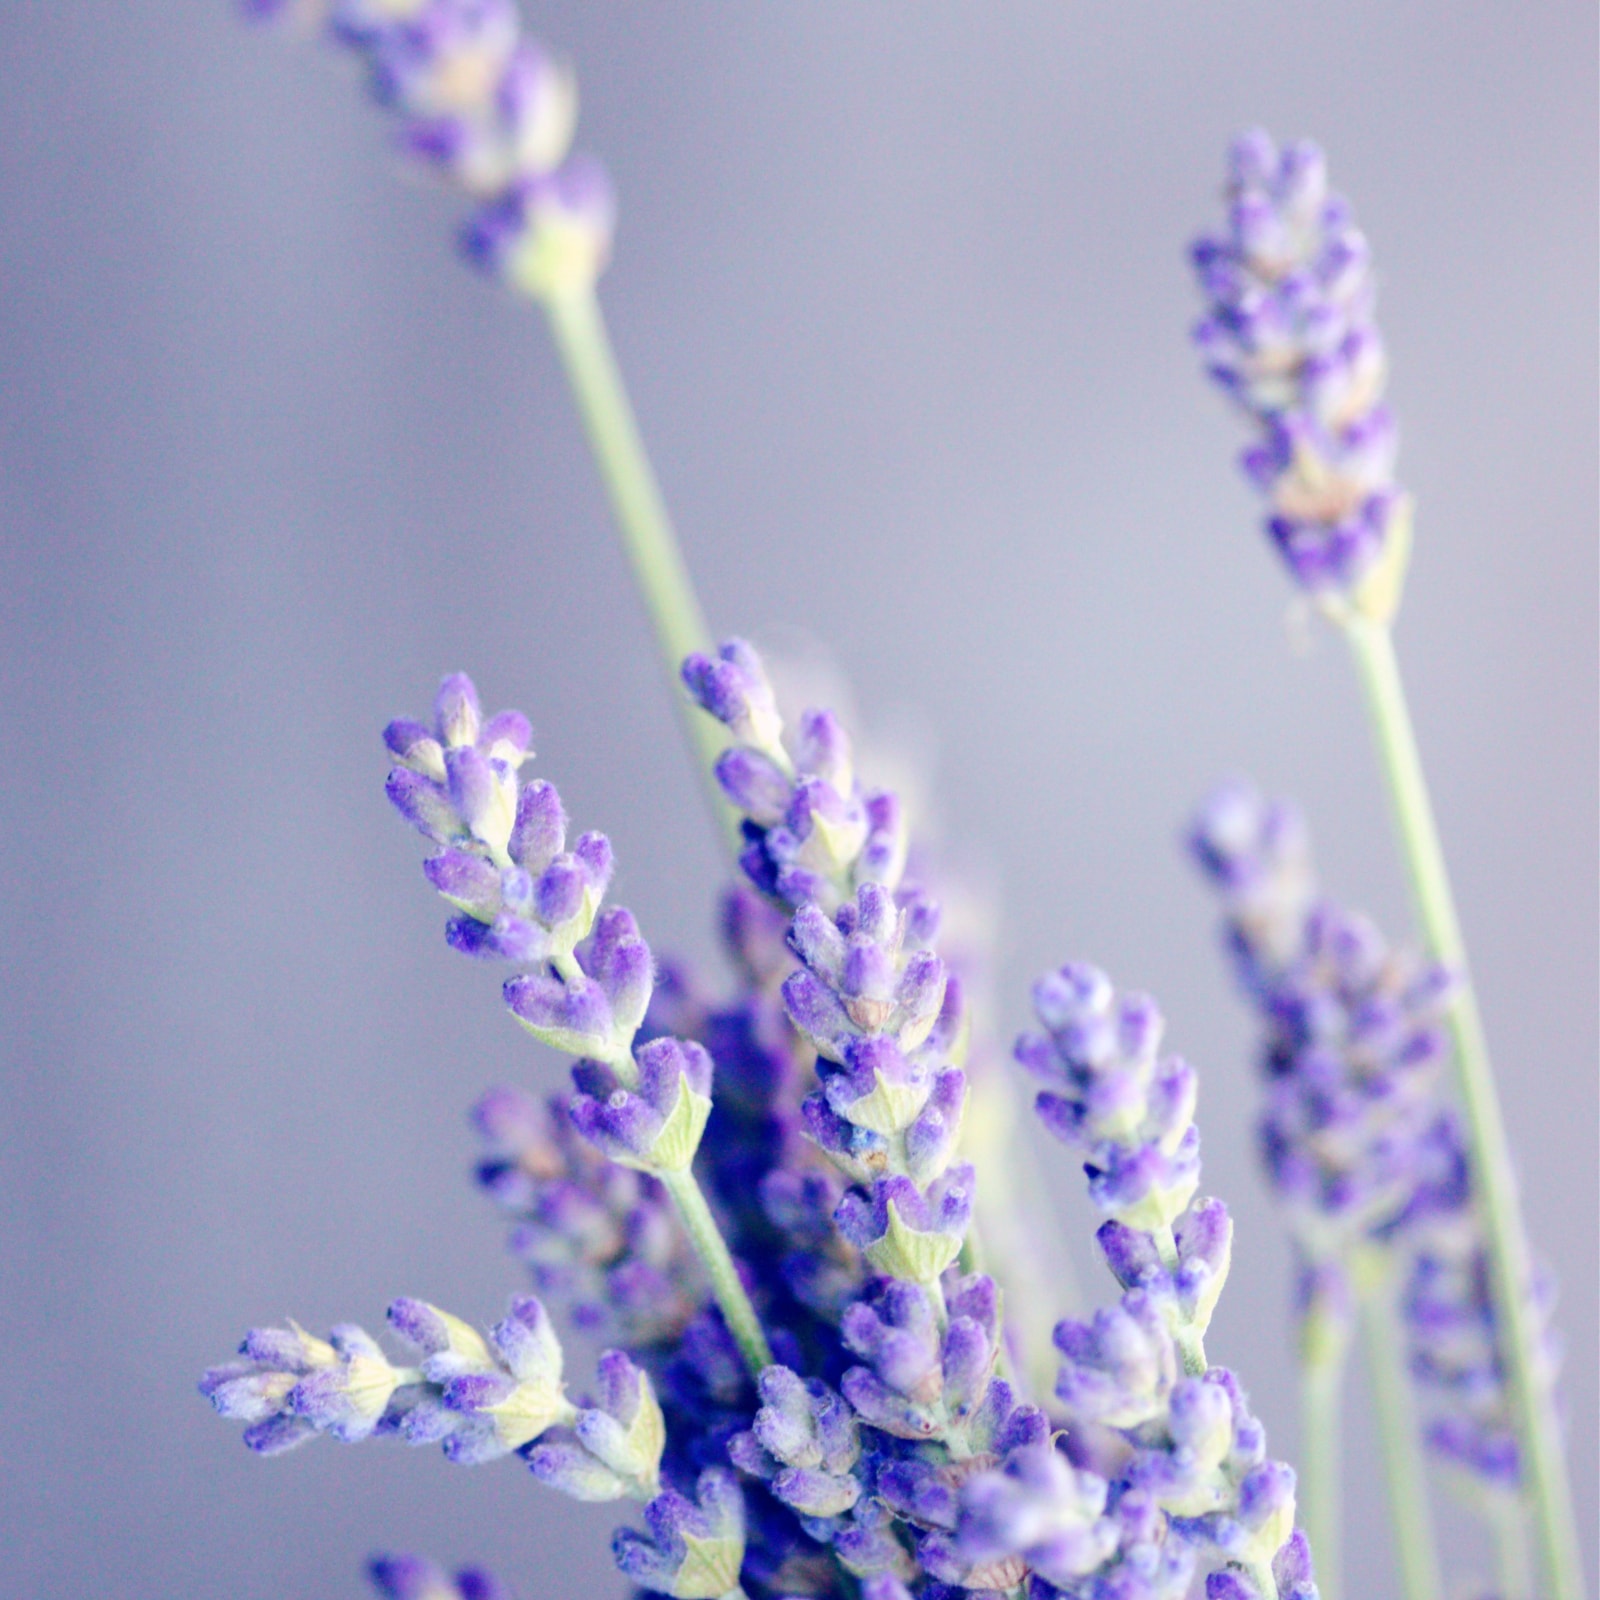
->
1187, 779, 1560, 1504
1190, 129, 1407, 604
248, 0, 614, 299
1009, 961, 1314, 1600
202, 650, 1330, 1600
1187, 780, 1454, 1352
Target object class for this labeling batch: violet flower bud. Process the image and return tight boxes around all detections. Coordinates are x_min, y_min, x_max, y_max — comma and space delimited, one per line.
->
569, 1036, 714, 1174
1053, 1290, 1179, 1429
834, 1166, 974, 1285
199, 1319, 406, 1454
612, 1468, 747, 1600
386, 1294, 574, 1464
526, 1348, 665, 1502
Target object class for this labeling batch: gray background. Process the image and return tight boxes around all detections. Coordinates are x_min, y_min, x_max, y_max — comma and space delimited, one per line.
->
0, 4, 1592, 1596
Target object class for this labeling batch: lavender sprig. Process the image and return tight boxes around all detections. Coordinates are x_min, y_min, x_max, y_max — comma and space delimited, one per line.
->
993, 962, 1314, 1600
385, 672, 772, 1377
1191, 128, 1407, 615
1191, 132, 1585, 1600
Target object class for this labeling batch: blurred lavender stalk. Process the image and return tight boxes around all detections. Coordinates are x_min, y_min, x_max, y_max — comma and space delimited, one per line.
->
248, 0, 732, 839
1189, 129, 1584, 1600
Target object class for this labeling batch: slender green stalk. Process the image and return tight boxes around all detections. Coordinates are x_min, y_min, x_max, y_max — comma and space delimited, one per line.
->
1342, 616, 1584, 1600
661, 1166, 774, 1378
1360, 1273, 1443, 1600
1491, 1497, 1535, 1600
1299, 1349, 1345, 1600
541, 287, 737, 849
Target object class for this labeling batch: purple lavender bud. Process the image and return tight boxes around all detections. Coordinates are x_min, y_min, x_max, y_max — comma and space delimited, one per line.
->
681, 638, 783, 752
902, 1067, 967, 1184
1053, 1291, 1178, 1429
445, 745, 515, 858
612, 1469, 747, 1600
386, 767, 462, 844
858, 790, 907, 887
503, 971, 617, 1059
956, 1443, 1118, 1589
842, 1280, 942, 1406
366, 1555, 509, 1600
782, 967, 854, 1058
569, 1037, 712, 1173
507, 778, 565, 872
201, 1317, 405, 1452
434, 672, 483, 748
384, 717, 446, 781
424, 849, 503, 920
715, 746, 792, 826
835, 1166, 973, 1284
533, 855, 586, 925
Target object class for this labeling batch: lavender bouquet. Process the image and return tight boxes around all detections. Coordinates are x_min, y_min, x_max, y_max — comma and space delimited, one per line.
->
195, 9, 1587, 1600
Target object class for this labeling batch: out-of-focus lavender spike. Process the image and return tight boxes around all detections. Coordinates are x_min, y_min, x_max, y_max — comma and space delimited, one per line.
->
1189, 775, 1560, 1507
249, 0, 614, 301
1191, 130, 1409, 606
367, 1554, 510, 1600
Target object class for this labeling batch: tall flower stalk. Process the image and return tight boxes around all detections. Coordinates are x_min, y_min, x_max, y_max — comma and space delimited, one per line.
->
1189, 129, 1584, 1600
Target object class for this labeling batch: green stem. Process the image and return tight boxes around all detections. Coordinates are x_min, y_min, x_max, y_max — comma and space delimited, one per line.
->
1492, 1496, 1535, 1600
660, 1166, 773, 1378
541, 287, 737, 850
1360, 1263, 1443, 1600
1342, 616, 1583, 1600
1152, 1227, 1208, 1376
1299, 1350, 1345, 1600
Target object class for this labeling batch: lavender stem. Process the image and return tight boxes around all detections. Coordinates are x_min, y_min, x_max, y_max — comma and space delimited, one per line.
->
660, 1166, 774, 1379
542, 286, 737, 848
1343, 614, 1583, 1600
1300, 1347, 1344, 1600
1359, 1264, 1443, 1600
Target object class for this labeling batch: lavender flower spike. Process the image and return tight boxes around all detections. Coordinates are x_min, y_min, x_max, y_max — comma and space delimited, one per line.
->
1191, 130, 1409, 613
250, 0, 614, 300
1004, 956, 1317, 1600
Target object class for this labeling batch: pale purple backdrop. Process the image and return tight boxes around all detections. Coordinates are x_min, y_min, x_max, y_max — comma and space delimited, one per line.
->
0, 4, 1593, 1597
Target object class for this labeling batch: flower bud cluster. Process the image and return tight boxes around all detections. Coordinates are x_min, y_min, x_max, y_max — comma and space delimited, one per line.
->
251, 0, 614, 298
386, 673, 609, 963
1191, 128, 1407, 603
1399, 1116, 1563, 1502
983, 960, 1315, 1600
681, 639, 908, 913
389, 675, 716, 1184
612, 1468, 748, 1600
1191, 781, 1459, 1345
471, 1083, 698, 1348
1017, 965, 1206, 1250
202, 1295, 685, 1501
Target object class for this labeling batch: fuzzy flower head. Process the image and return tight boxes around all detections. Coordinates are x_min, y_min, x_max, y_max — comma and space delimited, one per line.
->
199, 1320, 406, 1455
682, 638, 908, 912
1192, 129, 1409, 609
251, 0, 613, 298
1017, 965, 1201, 1233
